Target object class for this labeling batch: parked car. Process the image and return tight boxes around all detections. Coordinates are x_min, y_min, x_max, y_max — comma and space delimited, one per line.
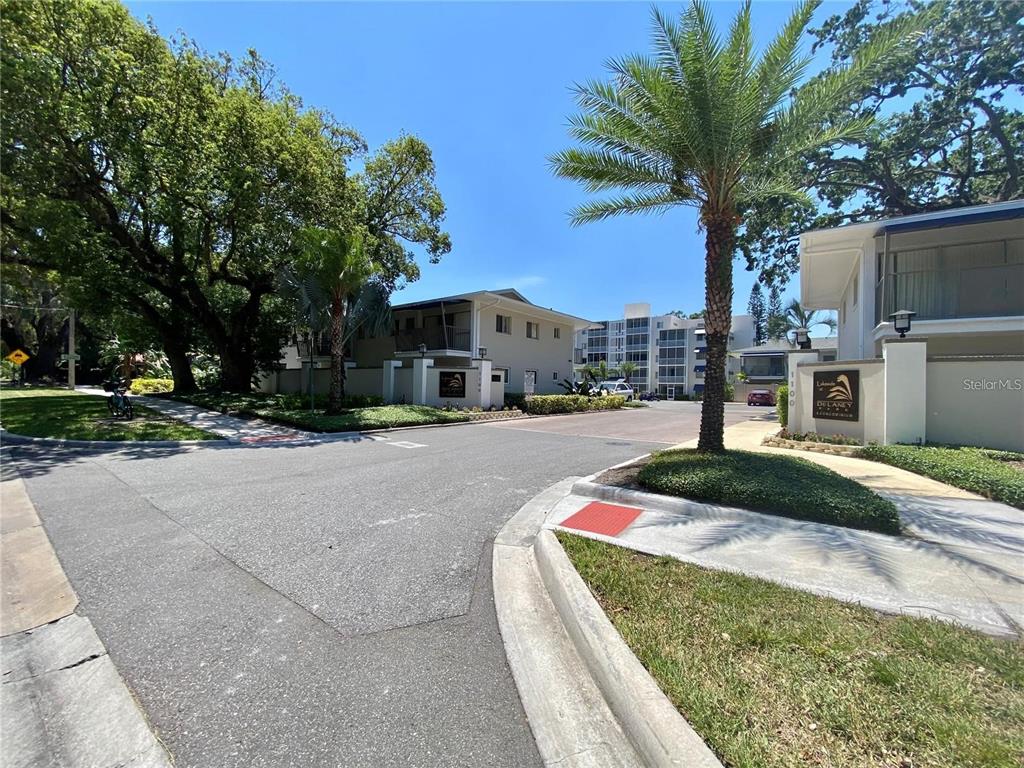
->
747, 389, 776, 406
639, 391, 660, 401
593, 380, 634, 401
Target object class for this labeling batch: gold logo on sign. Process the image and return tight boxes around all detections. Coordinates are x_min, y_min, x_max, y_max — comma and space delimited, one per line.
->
827, 374, 854, 402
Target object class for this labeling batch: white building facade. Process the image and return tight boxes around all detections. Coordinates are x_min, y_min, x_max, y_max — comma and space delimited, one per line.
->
575, 303, 755, 398
263, 289, 593, 408
789, 200, 1023, 450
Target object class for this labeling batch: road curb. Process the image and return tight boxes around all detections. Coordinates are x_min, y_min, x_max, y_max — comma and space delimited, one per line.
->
534, 530, 722, 768
493, 475, 723, 767
1, 465, 173, 767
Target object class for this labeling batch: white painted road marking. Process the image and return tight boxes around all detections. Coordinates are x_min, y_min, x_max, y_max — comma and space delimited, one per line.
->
386, 440, 427, 449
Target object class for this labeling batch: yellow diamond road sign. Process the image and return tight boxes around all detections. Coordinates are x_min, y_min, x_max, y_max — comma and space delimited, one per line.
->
5, 349, 29, 365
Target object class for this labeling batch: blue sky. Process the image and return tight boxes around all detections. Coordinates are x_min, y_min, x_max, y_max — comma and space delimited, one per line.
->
127, 1, 858, 322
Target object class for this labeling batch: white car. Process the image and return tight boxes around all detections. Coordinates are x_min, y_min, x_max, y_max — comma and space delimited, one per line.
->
593, 380, 634, 401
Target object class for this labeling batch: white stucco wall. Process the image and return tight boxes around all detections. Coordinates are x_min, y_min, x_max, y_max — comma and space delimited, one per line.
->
476, 305, 575, 395
926, 358, 1024, 451
421, 366, 481, 408
790, 359, 885, 443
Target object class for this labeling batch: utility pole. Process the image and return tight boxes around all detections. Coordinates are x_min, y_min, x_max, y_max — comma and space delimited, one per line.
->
67, 308, 76, 390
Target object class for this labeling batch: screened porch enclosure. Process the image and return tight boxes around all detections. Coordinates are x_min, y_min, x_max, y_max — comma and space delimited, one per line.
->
875, 236, 1024, 323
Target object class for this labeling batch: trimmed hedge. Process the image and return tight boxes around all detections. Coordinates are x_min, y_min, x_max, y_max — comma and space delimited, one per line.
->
130, 378, 174, 395
522, 394, 626, 415
637, 448, 901, 534
860, 444, 1024, 509
776, 384, 789, 427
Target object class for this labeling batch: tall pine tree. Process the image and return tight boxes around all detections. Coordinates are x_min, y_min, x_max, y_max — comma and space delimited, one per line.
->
766, 283, 787, 341
747, 282, 767, 346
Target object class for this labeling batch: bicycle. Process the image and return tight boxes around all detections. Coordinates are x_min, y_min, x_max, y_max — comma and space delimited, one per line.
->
103, 379, 135, 420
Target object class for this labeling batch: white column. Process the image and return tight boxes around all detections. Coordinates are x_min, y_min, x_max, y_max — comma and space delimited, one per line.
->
412, 357, 433, 405
382, 360, 402, 403
477, 359, 492, 409
883, 338, 927, 445
786, 350, 820, 432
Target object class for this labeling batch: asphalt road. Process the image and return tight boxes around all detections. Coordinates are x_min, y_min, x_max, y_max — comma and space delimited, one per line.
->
10, 410, 750, 767
486, 400, 768, 444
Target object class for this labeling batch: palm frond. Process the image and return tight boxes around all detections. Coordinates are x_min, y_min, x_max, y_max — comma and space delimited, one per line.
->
753, 0, 818, 116
549, 147, 676, 193
569, 190, 688, 226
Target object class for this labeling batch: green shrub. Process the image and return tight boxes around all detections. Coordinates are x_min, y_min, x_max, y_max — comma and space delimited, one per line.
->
860, 444, 1024, 509
130, 378, 174, 395
637, 449, 900, 534
523, 394, 625, 415
504, 392, 528, 410
776, 384, 789, 426
724, 381, 735, 401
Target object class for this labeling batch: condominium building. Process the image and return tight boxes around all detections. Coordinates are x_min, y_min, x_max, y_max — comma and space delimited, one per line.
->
574, 303, 754, 397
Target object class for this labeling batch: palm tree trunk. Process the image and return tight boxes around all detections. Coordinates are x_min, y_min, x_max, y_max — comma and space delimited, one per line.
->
327, 293, 348, 415
697, 212, 737, 453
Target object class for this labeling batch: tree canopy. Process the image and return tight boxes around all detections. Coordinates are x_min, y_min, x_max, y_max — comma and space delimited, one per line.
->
740, 0, 1023, 286
1, 0, 449, 391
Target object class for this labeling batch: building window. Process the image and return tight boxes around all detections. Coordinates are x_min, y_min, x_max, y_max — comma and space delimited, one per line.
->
405, 317, 416, 331
553, 327, 561, 339
496, 315, 511, 334
526, 321, 539, 339
493, 367, 509, 385
552, 371, 558, 381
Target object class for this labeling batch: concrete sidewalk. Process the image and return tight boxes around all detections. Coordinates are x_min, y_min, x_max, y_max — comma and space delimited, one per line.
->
548, 420, 1024, 637
0, 461, 171, 767
719, 419, 1023, 556
79, 386, 309, 443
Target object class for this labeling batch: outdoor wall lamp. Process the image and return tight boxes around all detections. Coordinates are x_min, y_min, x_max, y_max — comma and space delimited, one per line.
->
889, 309, 916, 338
794, 327, 811, 350
418, 343, 427, 357
477, 347, 488, 359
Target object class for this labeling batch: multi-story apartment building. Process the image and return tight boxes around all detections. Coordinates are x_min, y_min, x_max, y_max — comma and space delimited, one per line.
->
575, 303, 754, 398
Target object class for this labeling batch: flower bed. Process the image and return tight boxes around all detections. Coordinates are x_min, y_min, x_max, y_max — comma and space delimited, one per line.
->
763, 429, 864, 457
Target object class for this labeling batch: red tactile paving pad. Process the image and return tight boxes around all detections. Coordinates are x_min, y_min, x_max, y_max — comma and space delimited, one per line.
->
559, 501, 643, 537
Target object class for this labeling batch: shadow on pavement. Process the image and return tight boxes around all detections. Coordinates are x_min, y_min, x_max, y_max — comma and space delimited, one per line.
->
628, 504, 1024, 590
3, 433, 378, 481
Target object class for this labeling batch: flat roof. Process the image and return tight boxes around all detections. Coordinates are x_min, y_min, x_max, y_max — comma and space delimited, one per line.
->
390, 289, 597, 329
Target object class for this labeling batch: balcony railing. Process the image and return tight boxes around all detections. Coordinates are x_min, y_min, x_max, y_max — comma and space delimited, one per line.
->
396, 325, 471, 353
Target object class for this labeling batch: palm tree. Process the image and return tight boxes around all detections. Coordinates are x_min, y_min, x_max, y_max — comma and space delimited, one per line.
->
550, 1, 919, 451
290, 227, 390, 415
618, 361, 638, 384
594, 359, 612, 382
783, 298, 836, 340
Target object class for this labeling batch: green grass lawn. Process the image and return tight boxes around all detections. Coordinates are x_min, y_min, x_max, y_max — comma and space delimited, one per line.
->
859, 445, 1024, 510
560, 532, 1024, 768
0, 387, 216, 441
166, 391, 471, 432
637, 449, 901, 534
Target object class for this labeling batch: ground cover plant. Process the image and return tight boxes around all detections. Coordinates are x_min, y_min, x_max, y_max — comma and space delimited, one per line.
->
637, 448, 900, 533
860, 444, 1024, 509
561, 532, 1024, 768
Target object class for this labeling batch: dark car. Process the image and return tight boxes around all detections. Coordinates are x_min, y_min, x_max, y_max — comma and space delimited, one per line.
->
747, 389, 775, 406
